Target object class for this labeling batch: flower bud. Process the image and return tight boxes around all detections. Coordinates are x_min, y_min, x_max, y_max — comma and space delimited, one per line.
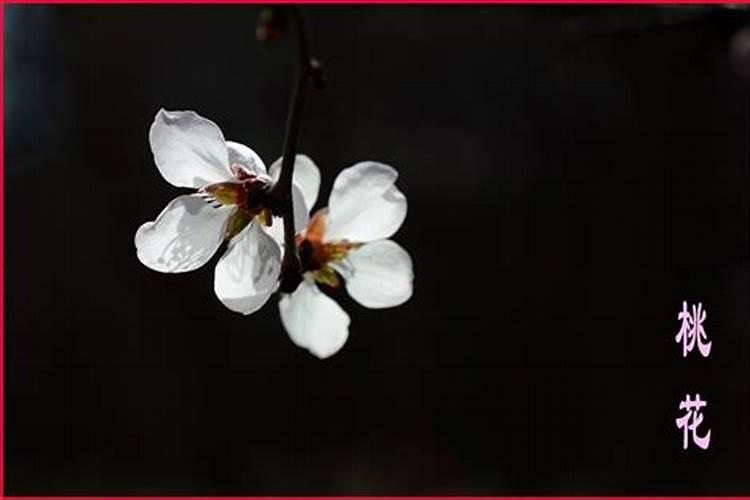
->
310, 58, 326, 90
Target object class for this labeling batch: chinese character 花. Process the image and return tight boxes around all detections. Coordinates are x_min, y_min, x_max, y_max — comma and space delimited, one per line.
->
675, 393, 712, 450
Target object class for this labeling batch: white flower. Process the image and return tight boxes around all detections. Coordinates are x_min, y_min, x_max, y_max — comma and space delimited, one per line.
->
135, 109, 320, 315
279, 161, 414, 359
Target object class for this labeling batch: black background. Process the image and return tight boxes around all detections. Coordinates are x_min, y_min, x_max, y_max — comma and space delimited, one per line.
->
5, 5, 750, 495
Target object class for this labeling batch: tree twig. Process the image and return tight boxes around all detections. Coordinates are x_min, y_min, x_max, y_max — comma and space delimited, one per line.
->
267, 7, 315, 293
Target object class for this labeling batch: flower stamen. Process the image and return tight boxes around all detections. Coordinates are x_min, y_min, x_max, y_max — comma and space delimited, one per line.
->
201, 169, 276, 240
296, 209, 358, 287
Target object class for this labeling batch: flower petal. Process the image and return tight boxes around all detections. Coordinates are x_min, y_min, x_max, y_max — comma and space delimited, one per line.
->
326, 162, 407, 242
226, 141, 267, 176
269, 154, 321, 210
149, 109, 232, 188
263, 216, 285, 249
214, 221, 282, 315
292, 182, 310, 234
279, 281, 350, 359
135, 194, 233, 273
333, 240, 414, 309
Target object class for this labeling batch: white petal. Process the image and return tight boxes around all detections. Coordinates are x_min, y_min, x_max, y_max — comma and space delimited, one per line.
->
332, 240, 414, 309
214, 221, 281, 315
326, 162, 407, 242
263, 184, 309, 249
226, 141, 267, 175
264, 216, 285, 249
279, 281, 350, 359
149, 109, 232, 188
135, 194, 233, 273
292, 182, 310, 234
269, 154, 321, 209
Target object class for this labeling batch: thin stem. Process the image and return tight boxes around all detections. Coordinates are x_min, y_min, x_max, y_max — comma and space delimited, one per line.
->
271, 8, 314, 293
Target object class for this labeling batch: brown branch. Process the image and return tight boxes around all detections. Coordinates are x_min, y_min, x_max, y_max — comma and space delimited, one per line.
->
266, 7, 316, 293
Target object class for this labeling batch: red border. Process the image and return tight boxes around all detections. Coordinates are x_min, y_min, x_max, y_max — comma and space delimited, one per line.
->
3, 0, 750, 4
1, 0, 749, 499
1, 0, 6, 495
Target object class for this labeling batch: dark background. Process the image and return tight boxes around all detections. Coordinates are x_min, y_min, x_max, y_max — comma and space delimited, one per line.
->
5, 5, 750, 495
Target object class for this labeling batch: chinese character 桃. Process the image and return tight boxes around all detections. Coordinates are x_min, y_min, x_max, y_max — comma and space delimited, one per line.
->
675, 301, 712, 358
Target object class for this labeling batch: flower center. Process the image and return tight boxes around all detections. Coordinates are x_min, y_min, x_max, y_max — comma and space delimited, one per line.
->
201, 164, 274, 239
295, 210, 356, 287
203, 164, 271, 208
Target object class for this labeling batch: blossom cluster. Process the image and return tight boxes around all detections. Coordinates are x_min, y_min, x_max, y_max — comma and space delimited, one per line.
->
135, 110, 413, 358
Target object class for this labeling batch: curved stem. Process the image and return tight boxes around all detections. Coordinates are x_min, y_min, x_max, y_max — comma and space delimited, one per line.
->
272, 7, 314, 293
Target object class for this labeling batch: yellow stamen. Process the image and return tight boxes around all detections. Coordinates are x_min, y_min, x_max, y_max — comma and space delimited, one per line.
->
258, 208, 273, 227
203, 182, 245, 206
312, 265, 341, 288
